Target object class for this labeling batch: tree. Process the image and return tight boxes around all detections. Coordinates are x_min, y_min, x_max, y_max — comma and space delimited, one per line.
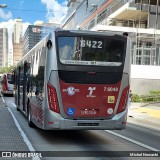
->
0, 66, 15, 74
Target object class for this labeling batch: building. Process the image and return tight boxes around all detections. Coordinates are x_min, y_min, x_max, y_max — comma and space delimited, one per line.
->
22, 23, 57, 56
8, 49, 13, 67
13, 18, 23, 44
13, 18, 23, 65
62, 0, 160, 94
13, 39, 23, 65
0, 28, 8, 67
22, 25, 49, 56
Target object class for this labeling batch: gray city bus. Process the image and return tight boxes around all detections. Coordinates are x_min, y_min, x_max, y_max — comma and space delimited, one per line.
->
14, 29, 131, 130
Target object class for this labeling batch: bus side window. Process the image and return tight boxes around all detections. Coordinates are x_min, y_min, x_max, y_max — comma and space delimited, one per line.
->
26, 62, 31, 93
14, 71, 18, 89
20, 66, 24, 86
33, 48, 46, 97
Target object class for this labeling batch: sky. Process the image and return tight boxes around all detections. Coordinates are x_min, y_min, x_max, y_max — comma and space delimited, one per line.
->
0, 0, 68, 50
0, 0, 68, 24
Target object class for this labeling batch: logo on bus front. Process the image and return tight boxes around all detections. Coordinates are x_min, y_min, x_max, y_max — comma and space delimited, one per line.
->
87, 87, 96, 98
63, 87, 79, 96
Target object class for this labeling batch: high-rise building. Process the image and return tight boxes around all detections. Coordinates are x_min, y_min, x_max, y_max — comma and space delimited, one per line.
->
23, 24, 55, 56
8, 49, 13, 67
13, 18, 23, 44
13, 18, 23, 65
0, 28, 8, 67
13, 39, 23, 65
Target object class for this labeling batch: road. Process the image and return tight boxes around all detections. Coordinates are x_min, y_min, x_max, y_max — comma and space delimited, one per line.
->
2, 96, 160, 160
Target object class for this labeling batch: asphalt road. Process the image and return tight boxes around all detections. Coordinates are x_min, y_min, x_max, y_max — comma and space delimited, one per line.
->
2, 96, 160, 160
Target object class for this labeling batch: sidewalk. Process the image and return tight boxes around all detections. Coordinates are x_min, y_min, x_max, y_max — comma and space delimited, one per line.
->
128, 102, 160, 131
0, 98, 31, 160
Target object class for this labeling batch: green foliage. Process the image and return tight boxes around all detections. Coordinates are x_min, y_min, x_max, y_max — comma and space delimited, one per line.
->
131, 90, 160, 102
149, 90, 160, 95
0, 66, 15, 74
131, 94, 141, 102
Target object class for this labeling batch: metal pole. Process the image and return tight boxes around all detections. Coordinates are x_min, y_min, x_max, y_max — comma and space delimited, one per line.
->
91, 4, 98, 30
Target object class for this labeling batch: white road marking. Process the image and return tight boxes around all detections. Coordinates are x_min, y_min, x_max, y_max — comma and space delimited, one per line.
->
11, 102, 17, 107
1, 95, 5, 103
8, 108, 41, 160
105, 130, 160, 152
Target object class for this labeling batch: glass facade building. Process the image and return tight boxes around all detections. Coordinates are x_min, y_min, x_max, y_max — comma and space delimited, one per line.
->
22, 25, 54, 56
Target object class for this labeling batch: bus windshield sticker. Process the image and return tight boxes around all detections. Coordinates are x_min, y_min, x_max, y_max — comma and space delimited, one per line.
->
67, 108, 75, 115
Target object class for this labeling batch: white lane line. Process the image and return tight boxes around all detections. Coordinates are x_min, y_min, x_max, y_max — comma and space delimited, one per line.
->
8, 108, 41, 160
1, 95, 5, 103
11, 102, 17, 107
105, 130, 160, 152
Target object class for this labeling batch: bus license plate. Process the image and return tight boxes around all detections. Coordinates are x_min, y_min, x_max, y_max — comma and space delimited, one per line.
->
81, 109, 98, 116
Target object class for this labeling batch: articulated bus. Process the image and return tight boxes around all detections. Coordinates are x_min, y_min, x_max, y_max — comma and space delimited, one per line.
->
14, 29, 131, 130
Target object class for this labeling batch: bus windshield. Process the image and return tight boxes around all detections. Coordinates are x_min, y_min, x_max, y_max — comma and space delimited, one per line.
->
7, 73, 13, 84
58, 36, 125, 66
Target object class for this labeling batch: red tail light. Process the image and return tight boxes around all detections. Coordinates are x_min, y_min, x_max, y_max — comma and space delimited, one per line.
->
117, 85, 130, 114
47, 83, 60, 114
3, 75, 8, 91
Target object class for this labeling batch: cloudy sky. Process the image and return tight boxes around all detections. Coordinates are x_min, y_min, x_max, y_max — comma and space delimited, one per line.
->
0, 0, 68, 50
0, 0, 68, 23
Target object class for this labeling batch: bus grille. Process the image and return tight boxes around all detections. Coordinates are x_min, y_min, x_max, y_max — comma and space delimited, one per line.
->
58, 71, 122, 84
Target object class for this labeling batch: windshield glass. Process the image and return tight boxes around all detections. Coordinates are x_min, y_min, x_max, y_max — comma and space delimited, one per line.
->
7, 74, 13, 84
58, 36, 125, 66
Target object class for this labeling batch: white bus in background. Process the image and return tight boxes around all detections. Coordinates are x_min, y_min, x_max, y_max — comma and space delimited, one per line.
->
1, 73, 14, 96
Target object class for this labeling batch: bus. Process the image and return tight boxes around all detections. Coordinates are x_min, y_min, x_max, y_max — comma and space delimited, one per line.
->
1, 73, 14, 96
14, 29, 131, 130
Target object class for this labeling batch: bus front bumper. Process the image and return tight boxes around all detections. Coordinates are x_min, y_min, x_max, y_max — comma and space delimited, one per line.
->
45, 110, 128, 130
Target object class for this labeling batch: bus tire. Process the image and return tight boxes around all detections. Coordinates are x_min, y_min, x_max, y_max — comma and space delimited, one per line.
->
27, 105, 35, 128
17, 106, 20, 111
